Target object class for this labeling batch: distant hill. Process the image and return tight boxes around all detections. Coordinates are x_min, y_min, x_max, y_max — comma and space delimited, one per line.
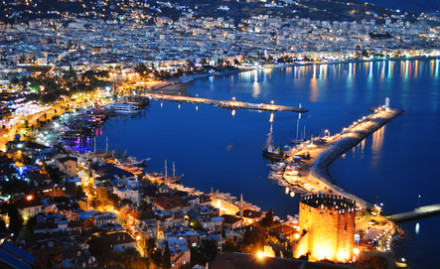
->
366, 0, 440, 12
0, 0, 417, 24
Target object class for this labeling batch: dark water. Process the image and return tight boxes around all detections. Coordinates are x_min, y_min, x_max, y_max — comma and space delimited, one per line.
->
97, 59, 440, 268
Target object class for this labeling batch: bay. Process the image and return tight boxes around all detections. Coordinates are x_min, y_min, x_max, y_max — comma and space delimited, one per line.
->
97, 59, 440, 268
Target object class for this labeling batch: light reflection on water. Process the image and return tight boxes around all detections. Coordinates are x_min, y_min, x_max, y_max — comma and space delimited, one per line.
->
371, 125, 386, 169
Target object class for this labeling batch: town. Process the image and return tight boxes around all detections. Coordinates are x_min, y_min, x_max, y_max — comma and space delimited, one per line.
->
0, 0, 439, 268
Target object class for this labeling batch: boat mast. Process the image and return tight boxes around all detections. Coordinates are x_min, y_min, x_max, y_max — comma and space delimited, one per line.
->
173, 162, 176, 178
296, 103, 301, 139
105, 136, 109, 152
165, 159, 168, 182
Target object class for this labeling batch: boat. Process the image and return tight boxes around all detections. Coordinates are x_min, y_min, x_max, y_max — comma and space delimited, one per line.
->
108, 103, 139, 114
262, 144, 287, 161
278, 180, 288, 187
268, 171, 283, 180
268, 162, 286, 171
147, 161, 183, 184
127, 97, 150, 107
291, 138, 305, 145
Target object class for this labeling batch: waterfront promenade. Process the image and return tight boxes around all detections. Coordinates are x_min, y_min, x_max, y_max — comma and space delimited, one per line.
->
282, 106, 404, 209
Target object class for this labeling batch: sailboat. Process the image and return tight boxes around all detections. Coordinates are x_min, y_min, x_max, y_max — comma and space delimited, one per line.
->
161, 160, 184, 183
291, 104, 305, 145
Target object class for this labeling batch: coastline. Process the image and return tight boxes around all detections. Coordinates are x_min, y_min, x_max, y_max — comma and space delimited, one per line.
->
148, 56, 440, 98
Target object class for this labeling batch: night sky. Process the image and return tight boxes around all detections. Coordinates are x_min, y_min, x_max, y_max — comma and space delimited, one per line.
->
367, 0, 440, 12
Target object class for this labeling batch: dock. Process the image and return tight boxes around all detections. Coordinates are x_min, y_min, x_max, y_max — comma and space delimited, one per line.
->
280, 105, 404, 209
143, 93, 308, 113
387, 204, 440, 223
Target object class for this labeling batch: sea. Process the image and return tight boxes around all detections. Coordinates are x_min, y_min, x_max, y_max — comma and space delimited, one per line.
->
96, 59, 440, 268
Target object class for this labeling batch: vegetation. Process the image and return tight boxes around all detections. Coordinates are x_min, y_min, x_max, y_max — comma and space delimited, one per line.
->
88, 236, 150, 268
163, 241, 171, 269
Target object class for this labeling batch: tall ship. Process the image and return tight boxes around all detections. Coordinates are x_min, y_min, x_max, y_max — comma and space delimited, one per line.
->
108, 103, 139, 114
146, 161, 183, 184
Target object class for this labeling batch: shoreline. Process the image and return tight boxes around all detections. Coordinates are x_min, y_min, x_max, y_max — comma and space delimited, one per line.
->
148, 56, 440, 98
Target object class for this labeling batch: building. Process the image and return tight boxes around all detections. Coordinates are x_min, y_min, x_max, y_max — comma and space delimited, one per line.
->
15, 196, 45, 220
211, 252, 351, 269
294, 194, 356, 263
105, 232, 136, 252
0, 240, 35, 269
55, 156, 78, 178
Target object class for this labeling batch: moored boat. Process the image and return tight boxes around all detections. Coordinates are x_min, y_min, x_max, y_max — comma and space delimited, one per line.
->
108, 103, 139, 114
262, 144, 287, 161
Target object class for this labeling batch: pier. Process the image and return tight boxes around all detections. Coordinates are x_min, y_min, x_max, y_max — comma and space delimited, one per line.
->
143, 93, 308, 113
387, 204, 440, 223
280, 105, 404, 209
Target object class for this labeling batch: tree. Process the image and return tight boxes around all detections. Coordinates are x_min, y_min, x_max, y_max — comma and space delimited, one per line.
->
96, 188, 120, 210
242, 226, 266, 254
222, 240, 240, 252
260, 208, 274, 228
88, 236, 112, 262
199, 239, 218, 261
163, 241, 171, 269
0, 218, 7, 233
7, 204, 23, 238
151, 248, 163, 267
10, 76, 19, 85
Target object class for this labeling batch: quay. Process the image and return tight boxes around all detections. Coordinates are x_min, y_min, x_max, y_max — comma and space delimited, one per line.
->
281, 105, 404, 209
387, 204, 440, 223
143, 93, 308, 113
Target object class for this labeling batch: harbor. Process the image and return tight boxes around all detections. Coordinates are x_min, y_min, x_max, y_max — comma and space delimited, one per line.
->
266, 101, 404, 209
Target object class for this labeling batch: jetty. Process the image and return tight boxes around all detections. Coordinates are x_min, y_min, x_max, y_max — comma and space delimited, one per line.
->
280, 103, 404, 209
387, 204, 440, 223
143, 93, 308, 113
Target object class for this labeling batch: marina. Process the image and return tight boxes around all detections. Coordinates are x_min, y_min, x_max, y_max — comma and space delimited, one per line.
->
267, 102, 404, 209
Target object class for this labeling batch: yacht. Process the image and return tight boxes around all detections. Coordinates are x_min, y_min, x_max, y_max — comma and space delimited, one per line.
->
108, 103, 139, 114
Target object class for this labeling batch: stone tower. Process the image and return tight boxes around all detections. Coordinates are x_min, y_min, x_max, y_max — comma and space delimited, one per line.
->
294, 194, 356, 263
